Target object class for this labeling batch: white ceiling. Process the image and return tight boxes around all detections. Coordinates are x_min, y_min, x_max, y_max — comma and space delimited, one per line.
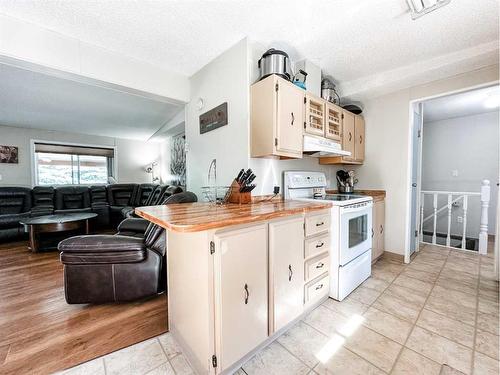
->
0, 0, 498, 83
0, 63, 183, 140
424, 85, 500, 122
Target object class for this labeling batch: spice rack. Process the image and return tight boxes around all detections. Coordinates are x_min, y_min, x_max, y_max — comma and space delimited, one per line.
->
325, 103, 342, 141
304, 94, 325, 136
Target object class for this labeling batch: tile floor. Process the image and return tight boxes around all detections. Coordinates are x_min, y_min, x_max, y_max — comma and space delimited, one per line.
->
58, 244, 499, 375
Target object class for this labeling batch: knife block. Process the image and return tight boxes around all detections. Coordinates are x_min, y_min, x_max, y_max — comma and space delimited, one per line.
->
227, 180, 252, 204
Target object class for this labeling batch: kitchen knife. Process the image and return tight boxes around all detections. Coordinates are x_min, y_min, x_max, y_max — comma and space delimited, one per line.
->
239, 169, 251, 184
236, 169, 245, 182
246, 174, 256, 185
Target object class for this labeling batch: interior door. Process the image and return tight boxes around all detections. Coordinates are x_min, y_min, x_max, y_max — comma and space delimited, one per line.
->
269, 217, 304, 333
342, 110, 355, 160
214, 224, 268, 371
409, 104, 423, 257
354, 115, 365, 161
276, 79, 304, 155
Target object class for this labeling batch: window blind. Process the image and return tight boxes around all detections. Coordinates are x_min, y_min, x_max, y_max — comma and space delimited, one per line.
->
34, 143, 115, 158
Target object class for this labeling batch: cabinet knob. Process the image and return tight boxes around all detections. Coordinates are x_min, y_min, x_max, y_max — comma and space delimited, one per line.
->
315, 242, 324, 248
380, 225, 383, 234
349, 132, 352, 142
316, 262, 324, 269
360, 135, 363, 144
288, 264, 293, 282
244, 283, 249, 304
291, 112, 295, 125
316, 222, 324, 227
315, 284, 324, 290
372, 228, 374, 238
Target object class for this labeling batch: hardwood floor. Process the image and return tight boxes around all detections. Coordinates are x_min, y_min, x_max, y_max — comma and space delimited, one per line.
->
0, 240, 168, 375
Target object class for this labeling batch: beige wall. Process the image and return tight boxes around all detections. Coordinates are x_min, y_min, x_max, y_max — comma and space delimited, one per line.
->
0, 124, 161, 187
356, 64, 499, 257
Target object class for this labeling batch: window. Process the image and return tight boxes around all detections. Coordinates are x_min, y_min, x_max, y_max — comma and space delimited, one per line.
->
34, 142, 114, 185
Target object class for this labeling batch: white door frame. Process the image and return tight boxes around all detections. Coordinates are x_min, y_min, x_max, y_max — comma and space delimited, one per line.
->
404, 81, 500, 263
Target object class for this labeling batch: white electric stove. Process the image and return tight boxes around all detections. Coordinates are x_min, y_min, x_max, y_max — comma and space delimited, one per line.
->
284, 171, 373, 301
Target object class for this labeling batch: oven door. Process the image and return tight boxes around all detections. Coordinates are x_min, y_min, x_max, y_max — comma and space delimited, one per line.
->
339, 203, 373, 266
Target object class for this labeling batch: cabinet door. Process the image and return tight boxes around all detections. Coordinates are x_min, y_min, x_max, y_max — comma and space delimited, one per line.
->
354, 115, 365, 162
342, 110, 355, 160
372, 201, 385, 260
304, 94, 325, 136
214, 224, 268, 371
269, 217, 304, 332
276, 79, 304, 155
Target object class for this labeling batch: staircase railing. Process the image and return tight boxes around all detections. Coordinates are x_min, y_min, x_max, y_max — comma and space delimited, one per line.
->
420, 180, 491, 254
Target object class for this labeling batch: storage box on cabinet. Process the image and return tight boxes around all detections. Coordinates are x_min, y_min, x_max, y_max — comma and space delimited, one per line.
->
304, 93, 326, 136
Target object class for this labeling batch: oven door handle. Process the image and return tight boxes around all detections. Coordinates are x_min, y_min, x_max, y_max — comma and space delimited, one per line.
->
341, 205, 372, 214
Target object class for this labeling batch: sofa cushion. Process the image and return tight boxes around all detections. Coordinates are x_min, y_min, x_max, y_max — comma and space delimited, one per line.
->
106, 184, 138, 206
61, 250, 146, 264
0, 212, 30, 229
55, 186, 91, 210
59, 235, 145, 253
134, 184, 158, 206
0, 187, 32, 215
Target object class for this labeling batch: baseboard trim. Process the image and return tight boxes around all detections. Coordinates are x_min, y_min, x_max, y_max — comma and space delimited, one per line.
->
381, 251, 405, 264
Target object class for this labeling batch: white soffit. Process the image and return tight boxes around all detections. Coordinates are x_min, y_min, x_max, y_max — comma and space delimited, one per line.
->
0, 0, 498, 96
423, 85, 500, 122
0, 63, 184, 140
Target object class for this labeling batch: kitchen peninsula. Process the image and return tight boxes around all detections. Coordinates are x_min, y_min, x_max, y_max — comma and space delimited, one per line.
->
136, 199, 332, 374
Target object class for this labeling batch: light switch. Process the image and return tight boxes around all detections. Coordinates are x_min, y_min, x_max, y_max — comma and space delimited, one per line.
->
452, 170, 458, 177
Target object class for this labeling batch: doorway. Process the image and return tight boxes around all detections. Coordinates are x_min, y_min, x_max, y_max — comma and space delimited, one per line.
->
406, 84, 500, 262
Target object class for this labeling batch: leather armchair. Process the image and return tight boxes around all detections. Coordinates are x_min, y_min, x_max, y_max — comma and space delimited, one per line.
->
58, 191, 197, 304
106, 184, 138, 225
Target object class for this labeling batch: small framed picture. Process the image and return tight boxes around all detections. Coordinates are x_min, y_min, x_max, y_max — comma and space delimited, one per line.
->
0, 145, 19, 164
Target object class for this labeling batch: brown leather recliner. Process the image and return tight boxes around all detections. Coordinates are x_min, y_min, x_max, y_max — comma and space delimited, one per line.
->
58, 191, 197, 304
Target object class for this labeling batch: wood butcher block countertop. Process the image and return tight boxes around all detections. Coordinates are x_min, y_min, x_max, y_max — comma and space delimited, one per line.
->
135, 199, 332, 233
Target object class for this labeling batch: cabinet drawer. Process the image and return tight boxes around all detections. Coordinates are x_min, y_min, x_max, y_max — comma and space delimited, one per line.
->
305, 253, 329, 282
305, 274, 329, 304
304, 233, 330, 259
305, 212, 330, 237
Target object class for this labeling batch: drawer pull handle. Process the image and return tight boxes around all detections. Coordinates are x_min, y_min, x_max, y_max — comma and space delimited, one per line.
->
316, 262, 325, 269
380, 225, 383, 234
372, 228, 374, 238
316, 222, 325, 227
316, 242, 324, 248
244, 283, 249, 305
288, 264, 293, 282
315, 284, 324, 290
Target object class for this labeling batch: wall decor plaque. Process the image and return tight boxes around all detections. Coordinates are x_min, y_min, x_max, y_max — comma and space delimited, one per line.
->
0, 145, 18, 163
199, 102, 228, 134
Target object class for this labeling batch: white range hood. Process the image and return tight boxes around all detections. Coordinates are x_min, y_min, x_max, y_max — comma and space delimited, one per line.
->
303, 134, 351, 157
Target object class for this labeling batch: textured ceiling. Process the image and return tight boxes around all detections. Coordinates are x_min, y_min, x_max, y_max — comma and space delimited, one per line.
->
424, 85, 500, 122
0, 63, 183, 140
0, 0, 498, 83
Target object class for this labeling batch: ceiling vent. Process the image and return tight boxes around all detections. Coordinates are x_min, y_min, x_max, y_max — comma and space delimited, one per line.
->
406, 0, 451, 19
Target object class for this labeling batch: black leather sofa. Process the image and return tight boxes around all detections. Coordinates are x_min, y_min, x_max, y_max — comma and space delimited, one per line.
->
58, 191, 197, 303
0, 183, 183, 243
0, 187, 32, 242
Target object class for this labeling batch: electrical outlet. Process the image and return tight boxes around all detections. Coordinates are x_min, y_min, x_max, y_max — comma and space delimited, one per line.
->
457, 216, 463, 223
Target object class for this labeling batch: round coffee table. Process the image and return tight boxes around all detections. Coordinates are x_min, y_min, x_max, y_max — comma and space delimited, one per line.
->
20, 212, 98, 252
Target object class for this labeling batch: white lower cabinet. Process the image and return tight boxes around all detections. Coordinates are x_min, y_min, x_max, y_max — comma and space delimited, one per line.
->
269, 216, 305, 333
214, 224, 268, 372
166, 211, 331, 374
